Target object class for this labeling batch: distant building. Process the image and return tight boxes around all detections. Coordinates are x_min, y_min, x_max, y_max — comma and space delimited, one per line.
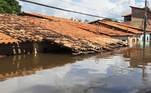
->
84, 6, 151, 47
123, 6, 151, 31
123, 14, 131, 22
123, 6, 151, 46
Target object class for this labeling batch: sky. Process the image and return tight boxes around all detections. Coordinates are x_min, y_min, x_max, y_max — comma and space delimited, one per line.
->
19, 0, 150, 21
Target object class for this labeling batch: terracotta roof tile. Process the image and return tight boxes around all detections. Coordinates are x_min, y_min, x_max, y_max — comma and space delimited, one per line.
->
21, 13, 125, 47
23, 12, 133, 37
0, 32, 18, 44
99, 21, 143, 34
122, 21, 151, 33
62, 20, 133, 37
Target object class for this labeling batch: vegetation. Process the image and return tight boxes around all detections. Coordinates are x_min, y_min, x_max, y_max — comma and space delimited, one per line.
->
0, 0, 21, 14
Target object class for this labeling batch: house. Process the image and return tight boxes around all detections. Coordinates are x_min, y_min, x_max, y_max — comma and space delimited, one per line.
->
0, 13, 126, 55
123, 6, 151, 30
88, 6, 151, 47
123, 6, 151, 45
89, 19, 144, 47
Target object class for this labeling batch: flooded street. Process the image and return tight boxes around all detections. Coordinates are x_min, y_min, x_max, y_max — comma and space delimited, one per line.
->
1, 47, 151, 93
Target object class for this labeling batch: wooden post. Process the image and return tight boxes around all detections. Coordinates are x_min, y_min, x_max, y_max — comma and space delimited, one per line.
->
143, 0, 147, 48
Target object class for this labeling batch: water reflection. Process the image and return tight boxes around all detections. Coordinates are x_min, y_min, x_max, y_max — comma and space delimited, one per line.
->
0, 54, 92, 80
122, 47, 151, 80
0, 48, 151, 93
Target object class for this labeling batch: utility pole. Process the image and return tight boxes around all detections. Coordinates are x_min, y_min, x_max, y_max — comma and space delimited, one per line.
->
143, 0, 148, 48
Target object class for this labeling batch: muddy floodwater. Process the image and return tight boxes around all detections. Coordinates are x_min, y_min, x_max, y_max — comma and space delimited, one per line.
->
1, 47, 151, 93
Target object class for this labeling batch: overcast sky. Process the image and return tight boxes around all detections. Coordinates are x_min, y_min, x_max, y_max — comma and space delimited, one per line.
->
19, 0, 149, 21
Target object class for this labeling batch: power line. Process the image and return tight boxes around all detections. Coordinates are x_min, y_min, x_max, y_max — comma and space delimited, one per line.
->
59, 0, 120, 16
58, 0, 121, 19
58, 0, 98, 12
19, 0, 117, 19
54, 0, 103, 16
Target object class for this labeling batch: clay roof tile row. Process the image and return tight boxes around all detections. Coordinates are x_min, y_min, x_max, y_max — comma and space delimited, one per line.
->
0, 12, 133, 46
0, 32, 18, 44
23, 12, 133, 37
99, 21, 143, 34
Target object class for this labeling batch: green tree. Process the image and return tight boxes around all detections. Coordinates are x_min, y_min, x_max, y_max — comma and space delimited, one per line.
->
0, 0, 21, 14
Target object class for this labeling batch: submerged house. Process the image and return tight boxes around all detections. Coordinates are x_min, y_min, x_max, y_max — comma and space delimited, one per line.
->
89, 19, 143, 46
89, 6, 151, 47
0, 13, 126, 55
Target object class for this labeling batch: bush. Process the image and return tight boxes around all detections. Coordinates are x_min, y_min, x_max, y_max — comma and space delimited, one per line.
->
0, 0, 21, 14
